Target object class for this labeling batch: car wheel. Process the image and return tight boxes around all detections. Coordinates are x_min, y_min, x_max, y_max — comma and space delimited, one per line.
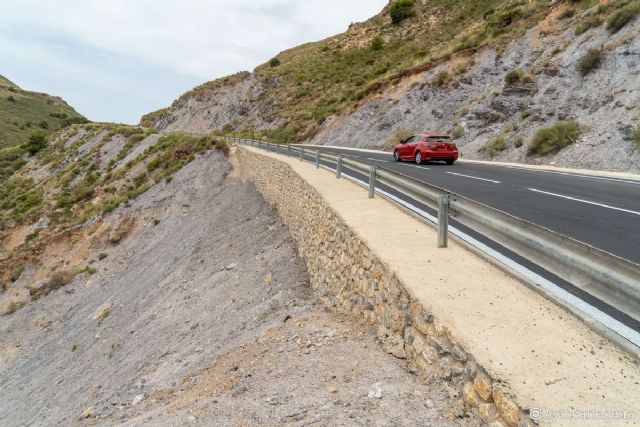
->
393, 150, 400, 162
446, 159, 455, 165
415, 151, 422, 164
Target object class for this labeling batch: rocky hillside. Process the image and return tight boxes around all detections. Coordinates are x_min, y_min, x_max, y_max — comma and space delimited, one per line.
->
1, 149, 479, 426
145, 0, 640, 173
0, 74, 86, 150
0, 121, 228, 307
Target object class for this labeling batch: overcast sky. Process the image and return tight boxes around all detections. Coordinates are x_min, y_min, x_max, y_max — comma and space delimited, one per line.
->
0, 0, 386, 124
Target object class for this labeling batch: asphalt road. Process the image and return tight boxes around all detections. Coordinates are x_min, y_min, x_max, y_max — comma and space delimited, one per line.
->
306, 145, 640, 265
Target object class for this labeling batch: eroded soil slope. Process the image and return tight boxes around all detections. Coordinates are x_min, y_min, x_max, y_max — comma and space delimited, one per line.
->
0, 150, 479, 426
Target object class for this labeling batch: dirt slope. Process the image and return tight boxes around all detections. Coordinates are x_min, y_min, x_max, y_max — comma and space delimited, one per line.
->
0, 150, 479, 426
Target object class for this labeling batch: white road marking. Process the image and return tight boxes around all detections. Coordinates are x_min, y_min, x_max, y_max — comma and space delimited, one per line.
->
493, 165, 640, 186
401, 163, 430, 169
306, 145, 640, 185
446, 172, 501, 184
529, 188, 640, 217
366, 157, 391, 163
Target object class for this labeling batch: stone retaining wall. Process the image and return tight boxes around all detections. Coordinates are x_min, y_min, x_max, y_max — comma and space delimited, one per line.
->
236, 147, 531, 427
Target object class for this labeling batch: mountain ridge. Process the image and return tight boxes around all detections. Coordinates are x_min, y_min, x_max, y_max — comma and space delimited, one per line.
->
144, 0, 640, 173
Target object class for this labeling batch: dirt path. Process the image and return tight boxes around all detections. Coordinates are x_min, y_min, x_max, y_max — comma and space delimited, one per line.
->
0, 150, 479, 426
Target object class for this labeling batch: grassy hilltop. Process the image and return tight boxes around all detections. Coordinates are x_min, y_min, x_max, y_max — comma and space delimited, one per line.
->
0, 74, 87, 150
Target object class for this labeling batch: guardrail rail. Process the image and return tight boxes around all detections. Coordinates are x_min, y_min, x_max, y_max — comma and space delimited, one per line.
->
224, 136, 640, 355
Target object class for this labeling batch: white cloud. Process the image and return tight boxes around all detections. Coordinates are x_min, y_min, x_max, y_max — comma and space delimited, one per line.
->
1, 0, 386, 79
0, 0, 387, 122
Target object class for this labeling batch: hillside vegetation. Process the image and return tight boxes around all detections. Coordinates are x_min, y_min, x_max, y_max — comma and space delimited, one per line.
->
0, 75, 86, 150
0, 122, 229, 297
152, 0, 624, 142
147, 0, 640, 172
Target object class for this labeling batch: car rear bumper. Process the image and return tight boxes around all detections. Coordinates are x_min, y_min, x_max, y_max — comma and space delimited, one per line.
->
424, 150, 458, 160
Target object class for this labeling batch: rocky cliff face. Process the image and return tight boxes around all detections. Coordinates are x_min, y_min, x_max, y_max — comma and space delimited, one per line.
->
311, 11, 640, 172
148, 2, 640, 173
149, 73, 278, 134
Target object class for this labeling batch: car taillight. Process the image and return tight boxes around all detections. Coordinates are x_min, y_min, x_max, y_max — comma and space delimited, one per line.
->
448, 143, 457, 150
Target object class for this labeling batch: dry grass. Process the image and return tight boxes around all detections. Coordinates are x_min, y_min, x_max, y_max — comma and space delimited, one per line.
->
5, 299, 25, 315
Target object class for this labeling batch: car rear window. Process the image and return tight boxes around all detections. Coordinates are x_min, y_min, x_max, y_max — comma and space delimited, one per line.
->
424, 136, 451, 142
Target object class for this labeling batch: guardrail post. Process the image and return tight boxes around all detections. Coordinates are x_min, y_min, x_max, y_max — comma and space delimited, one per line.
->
315, 151, 320, 168
287, 145, 291, 157
299, 148, 304, 161
276, 144, 280, 155
336, 155, 342, 178
368, 166, 377, 198
437, 194, 449, 248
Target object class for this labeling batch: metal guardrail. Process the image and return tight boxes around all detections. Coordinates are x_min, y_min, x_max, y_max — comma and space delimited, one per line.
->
223, 136, 640, 329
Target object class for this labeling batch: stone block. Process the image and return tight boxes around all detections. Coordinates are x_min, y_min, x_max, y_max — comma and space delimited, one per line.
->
464, 381, 481, 408
474, 372, 493, 402
479, 403, 500, 423
493, 385, 521, 427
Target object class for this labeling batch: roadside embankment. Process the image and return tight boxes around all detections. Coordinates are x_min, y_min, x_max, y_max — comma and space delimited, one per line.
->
236, 145, 640, 426
1, 149, 480, 426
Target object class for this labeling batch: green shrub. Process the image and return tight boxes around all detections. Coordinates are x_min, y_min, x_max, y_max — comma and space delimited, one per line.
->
455, 62, 468, 75
487, 7, 522, 35
504, 68, 533, 85
451, 126, 464, 139
390, 0, 414, 24
10, 264, 25, 282
83, 266, 97, 275
371, 36, 384, 51
575, 15, 603, 35
527, 121, 581, 156
480, 136, 508, 156
577, 47, 603, 76
389, 130, 413, 149
6, 95, 15, 102
269, 57, 281, 67
431, 71, 451, 87
212, 138, 230, 156
504, 68, 523, 84
607, 2, 640, 33
23, 130, 48, 155
519, 110, 532, 121
133, 173, 147, 188
514, 138, 524, 148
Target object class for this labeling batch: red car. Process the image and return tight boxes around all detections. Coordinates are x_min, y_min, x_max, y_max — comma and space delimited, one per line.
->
393, 133, 459, 165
